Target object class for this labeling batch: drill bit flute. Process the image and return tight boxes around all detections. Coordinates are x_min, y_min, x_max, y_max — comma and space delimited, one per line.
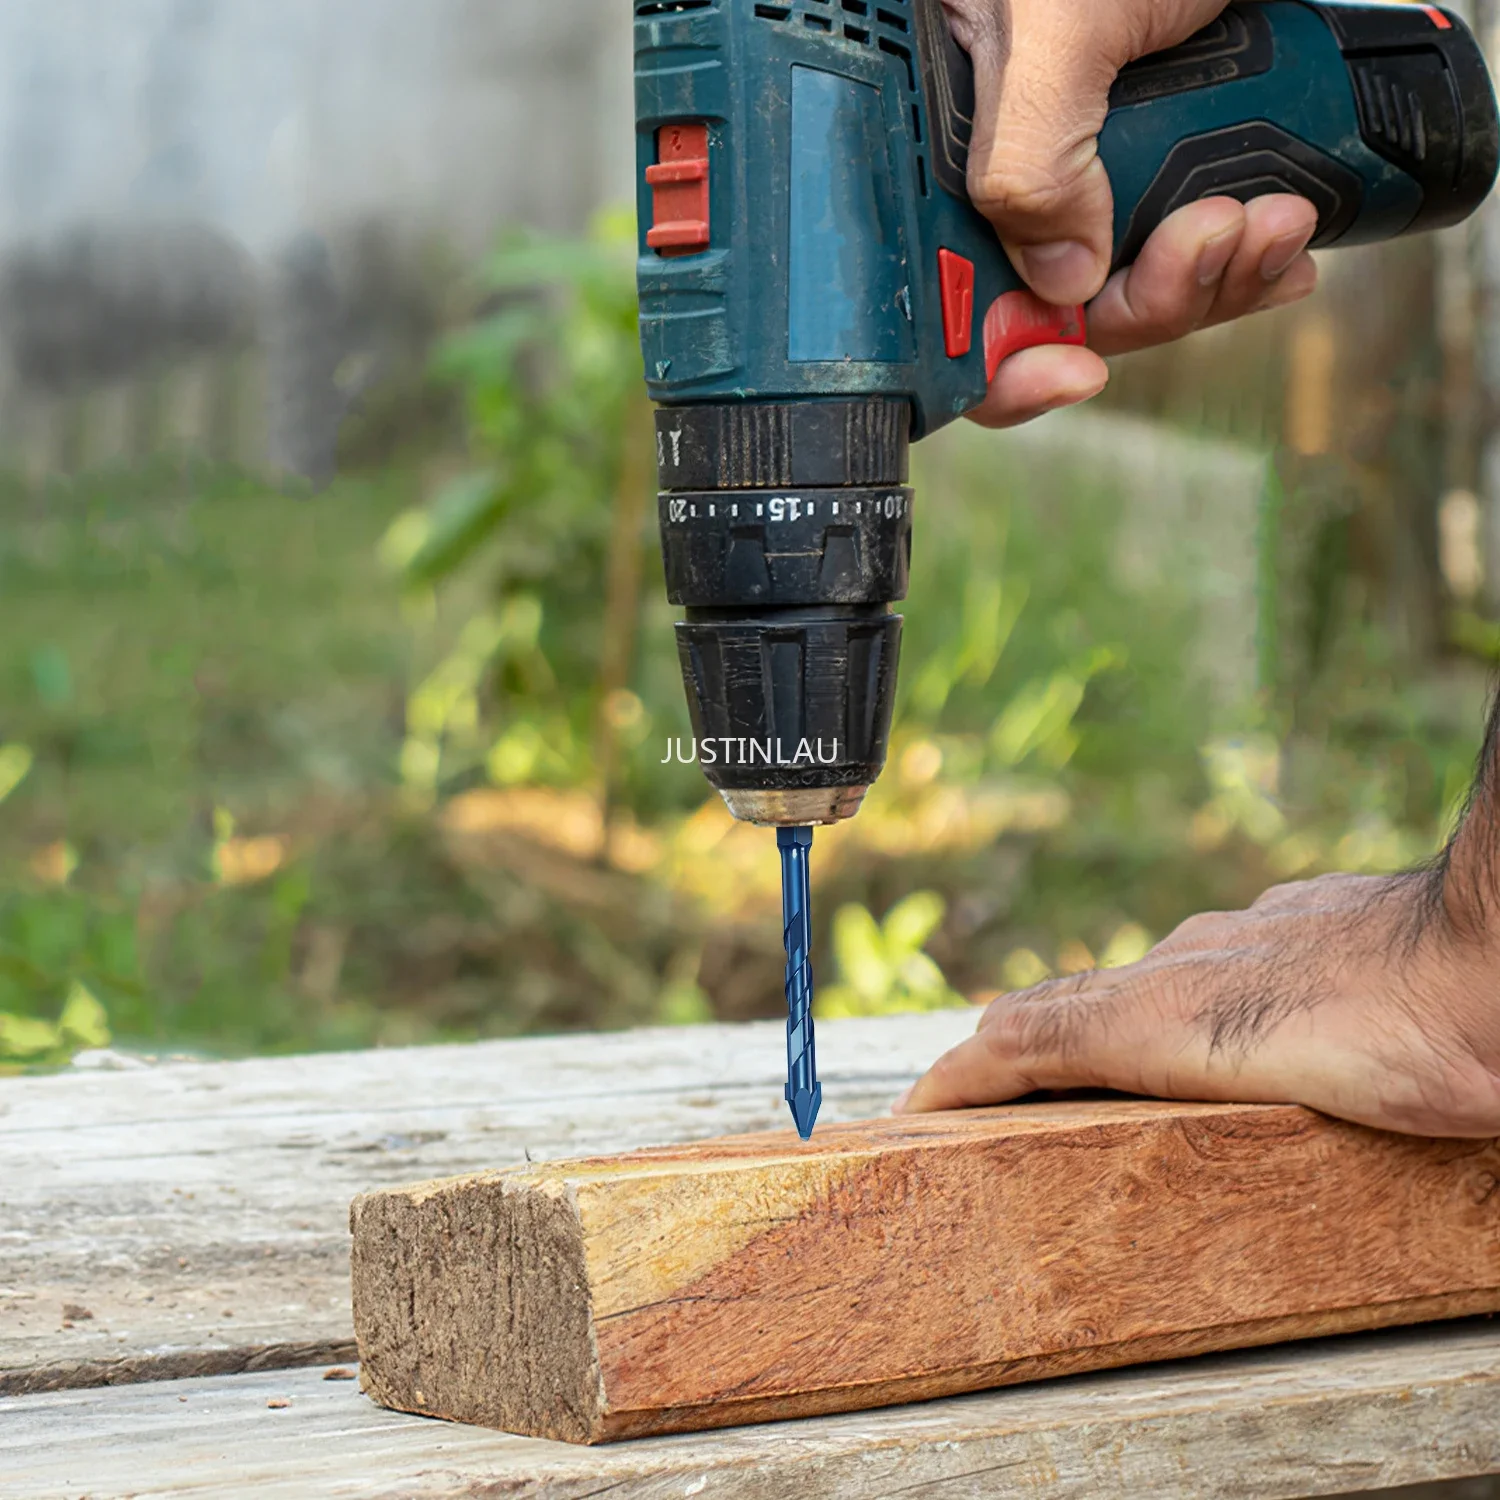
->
778, 827, 821, 1140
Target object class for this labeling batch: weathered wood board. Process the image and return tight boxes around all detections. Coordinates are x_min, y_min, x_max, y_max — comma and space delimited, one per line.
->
8, 1326, 1500, 1499
0, 1012, 975, 1394
352, 1102, 1500, 1443
5, 1016, 1500, 1497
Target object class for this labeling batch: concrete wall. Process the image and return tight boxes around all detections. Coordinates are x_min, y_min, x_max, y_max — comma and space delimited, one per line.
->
0, 0, 636, 479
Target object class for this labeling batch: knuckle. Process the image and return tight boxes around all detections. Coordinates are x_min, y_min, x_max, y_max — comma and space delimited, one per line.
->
938, 0, 987, 44
1171, 911, 1230, 943
968, 163, 1075, 221
968, 138, 1098, 221
1136, 945, 1229, 1008
1251, 883, 1297, 909
980, 1000, 1051, 1064
983, 978, 1096, 1064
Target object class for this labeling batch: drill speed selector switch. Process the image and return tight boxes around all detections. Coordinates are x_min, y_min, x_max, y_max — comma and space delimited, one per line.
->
632, 0, 1500, 1135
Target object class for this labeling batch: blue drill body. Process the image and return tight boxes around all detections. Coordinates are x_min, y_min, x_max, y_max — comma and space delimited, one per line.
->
633, 0, 1499, 1136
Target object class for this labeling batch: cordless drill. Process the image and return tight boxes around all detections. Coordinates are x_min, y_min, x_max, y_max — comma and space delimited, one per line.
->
633, 0, 1499, 1137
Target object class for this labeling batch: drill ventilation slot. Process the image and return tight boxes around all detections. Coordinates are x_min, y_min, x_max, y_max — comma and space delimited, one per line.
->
754, 0, 930, 196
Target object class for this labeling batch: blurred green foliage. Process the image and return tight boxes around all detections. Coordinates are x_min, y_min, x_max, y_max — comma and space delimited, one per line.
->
0, 458, 431, 1060
381, 211, 685, 812
820, 892, 966, 1019
0, 978, 110, 1069
0, 227, 1493, 1066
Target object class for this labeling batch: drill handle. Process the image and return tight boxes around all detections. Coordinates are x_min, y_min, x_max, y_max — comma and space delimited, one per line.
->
922, 0, 1498, 264
910, 0, 1498, 432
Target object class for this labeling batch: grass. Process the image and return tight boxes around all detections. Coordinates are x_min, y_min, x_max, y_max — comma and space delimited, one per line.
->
0, 457, 427, 1052
2, 460, 414, 856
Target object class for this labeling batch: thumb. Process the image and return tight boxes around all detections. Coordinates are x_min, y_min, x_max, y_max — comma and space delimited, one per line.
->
950, 0, 1230, 306
958, 3, 1122, 305
898, 974, 1130, 1112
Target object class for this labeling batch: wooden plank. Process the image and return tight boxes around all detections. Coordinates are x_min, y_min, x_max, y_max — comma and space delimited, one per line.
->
0, 1011, 976, 1394
6, 1326, 1500, 1499
351, 1102, 1500, 1443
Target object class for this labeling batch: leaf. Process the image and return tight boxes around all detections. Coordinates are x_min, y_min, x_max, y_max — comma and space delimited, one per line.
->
989, 644, 1124, 771
1100, 923, 1153, 969
58, 981, 111, 1050
958, 576, 1026, 690
896, 951, 955, 1004
400, 471, 505, 585
378, 510, 434, 574
990, 673, 1087, 769
29, 645, 73, 706
882, 891, 947, 960
657, 982, 714, 1026
0, 744, 34, 805
907, 652, 964, 723
432, 306, 547, 386
815, 983, 866, 1020
1002, 948, 1052, 991
830, 903, 889, 1002
0, 1011, 60, 1061
483, 235, 634, 304
906, 575, 1028, 722
0, 946, 51, 991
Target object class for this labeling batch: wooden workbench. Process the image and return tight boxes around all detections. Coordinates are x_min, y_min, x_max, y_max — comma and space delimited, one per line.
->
4, 1012, 1499, 1499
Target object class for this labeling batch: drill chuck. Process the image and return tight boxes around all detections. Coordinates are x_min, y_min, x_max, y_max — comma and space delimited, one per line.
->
658, 398, 913, 827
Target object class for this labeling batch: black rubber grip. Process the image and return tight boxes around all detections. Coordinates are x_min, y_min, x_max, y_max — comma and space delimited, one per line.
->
654, 400, 910, 492
1330, 5, 1500, 234
1109, 8, 1275, 108
1114, 122, 1366, 267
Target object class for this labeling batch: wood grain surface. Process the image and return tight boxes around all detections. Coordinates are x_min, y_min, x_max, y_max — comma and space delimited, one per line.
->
352, 1102, 1500, 1442
0, 1011, 975, 1395
9, 1324, 1500, 1498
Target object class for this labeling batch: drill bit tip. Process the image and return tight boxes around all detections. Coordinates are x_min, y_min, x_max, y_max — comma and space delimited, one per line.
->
788, 1083, 823, 1141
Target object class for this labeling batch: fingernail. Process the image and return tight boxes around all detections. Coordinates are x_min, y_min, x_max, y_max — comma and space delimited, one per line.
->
1014, 240, 1102, 304
1042, 370, 1109, 415
1196, 225, 1240, 287
1261, 224, 1316, 281
891, 1084, 915, 1115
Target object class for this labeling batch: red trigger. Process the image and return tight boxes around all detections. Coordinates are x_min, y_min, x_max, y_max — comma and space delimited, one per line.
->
983, 292, 1088, 383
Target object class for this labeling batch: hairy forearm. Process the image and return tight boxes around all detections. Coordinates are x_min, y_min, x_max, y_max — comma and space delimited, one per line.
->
1433, 685, 1500, 947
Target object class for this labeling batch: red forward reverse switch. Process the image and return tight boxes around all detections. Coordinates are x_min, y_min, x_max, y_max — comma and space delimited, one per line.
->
938, 249, 975, 358
646, 123, 711, 257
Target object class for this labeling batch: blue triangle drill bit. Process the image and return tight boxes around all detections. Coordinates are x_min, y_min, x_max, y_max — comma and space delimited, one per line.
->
777, 826, 821, 1140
